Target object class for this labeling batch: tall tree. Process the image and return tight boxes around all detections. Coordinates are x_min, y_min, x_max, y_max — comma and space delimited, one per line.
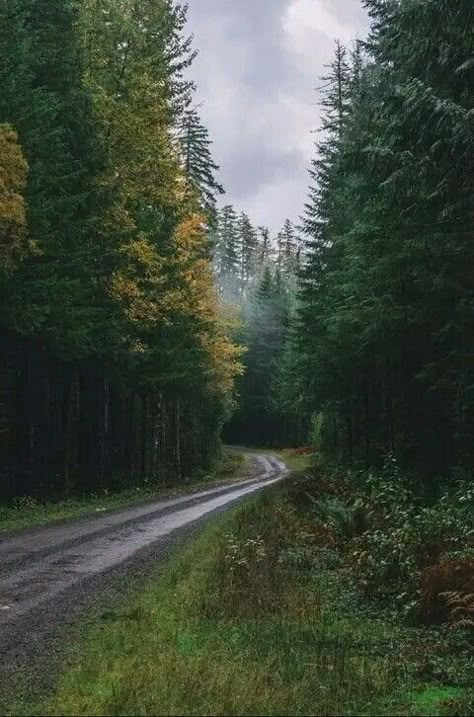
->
213, 204, 241, 303
276, 219, 299, 276
177, 107, 224, 221
0, 0, 242, 498
239, 212, 259, 294
292, 0, 474, 474
257, 226, 274, 269
225, 267, 290, 446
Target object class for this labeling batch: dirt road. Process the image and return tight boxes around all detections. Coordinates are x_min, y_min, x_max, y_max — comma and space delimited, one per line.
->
0, 452, 287, 704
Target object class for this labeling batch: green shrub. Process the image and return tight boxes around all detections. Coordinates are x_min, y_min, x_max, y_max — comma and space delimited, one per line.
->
310, 495, 369, 539
304, 458, 474, 620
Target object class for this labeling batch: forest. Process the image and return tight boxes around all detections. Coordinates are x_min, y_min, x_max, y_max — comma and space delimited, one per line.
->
223, 0, 474, 484
1, 2, 474, 716
0, 0, 241, 499
1, 0, 473, 501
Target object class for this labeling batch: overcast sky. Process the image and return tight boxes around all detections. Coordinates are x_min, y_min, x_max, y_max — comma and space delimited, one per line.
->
186, 0, 369, 234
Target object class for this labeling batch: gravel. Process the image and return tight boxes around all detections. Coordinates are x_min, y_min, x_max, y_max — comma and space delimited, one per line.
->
0, 453, 288, 711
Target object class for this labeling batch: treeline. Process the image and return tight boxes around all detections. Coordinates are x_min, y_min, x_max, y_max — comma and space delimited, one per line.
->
210, 208, 305, 446
0, 1, 240, 499
290, 0, 473, 476
226, 0, 474, 476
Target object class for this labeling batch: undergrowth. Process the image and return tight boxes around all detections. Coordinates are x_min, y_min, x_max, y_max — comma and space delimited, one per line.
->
26, 456, 474, 717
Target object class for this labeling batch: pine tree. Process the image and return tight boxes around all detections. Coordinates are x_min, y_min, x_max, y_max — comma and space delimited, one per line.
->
276, 219, 299, 276
239, 212, 259, 294
257, 226, 274, 269
177, 107, 224, 221
214, 205, 241, 303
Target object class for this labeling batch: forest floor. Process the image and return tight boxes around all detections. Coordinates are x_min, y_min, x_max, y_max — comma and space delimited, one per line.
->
19, 456, 473, 717
0, 450, 250, 535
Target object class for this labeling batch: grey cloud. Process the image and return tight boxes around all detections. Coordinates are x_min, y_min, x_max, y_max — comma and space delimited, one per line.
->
222, 144, 303, 199
186, 0, 368, 232
191, 0, 288, 31
189, 0, 294, 95
320, 0, 369, 28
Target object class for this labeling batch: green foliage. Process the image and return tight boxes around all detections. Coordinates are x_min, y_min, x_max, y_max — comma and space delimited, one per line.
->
0, 0, 241, 498
294, 1, 474, 475
310, 495, 369, 539
27, 478, 473, 717
304, 456, 474, 621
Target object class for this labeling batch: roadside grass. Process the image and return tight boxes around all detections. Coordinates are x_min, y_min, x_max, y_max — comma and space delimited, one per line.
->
34, 472, 472, 717
0, 451, 248, 536
272, 447, 314, 473
231, 445, 314, 473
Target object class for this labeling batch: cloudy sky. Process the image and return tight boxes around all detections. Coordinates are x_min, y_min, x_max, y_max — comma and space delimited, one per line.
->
186, 0, 369, 234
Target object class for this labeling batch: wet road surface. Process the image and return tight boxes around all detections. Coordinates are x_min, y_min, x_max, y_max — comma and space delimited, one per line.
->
0, 452, 287, 701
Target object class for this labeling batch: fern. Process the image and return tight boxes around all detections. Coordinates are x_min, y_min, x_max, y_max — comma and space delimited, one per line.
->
308, 495, 368, 539
441, 591, 474, 630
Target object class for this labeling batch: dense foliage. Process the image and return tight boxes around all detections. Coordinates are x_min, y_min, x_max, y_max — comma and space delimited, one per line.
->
211, 207, 304, 446
294, 0, 474, 476
0, 0, 241, 498
213, 0, 473, 474
1, 0, 472, 495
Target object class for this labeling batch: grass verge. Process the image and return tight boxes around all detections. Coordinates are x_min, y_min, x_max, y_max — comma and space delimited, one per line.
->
28, 465, 473, 717
0, 450, 248, 536
231, 445, 314, 473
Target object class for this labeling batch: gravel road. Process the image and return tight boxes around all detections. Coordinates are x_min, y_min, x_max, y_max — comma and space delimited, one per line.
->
0, 452, 287, 707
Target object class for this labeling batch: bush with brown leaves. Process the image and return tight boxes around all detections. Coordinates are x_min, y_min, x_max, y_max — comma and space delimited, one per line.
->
418, 559, 474, 624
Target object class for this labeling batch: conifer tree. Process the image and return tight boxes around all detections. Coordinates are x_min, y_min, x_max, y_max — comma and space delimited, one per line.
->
0, 0, 242, 495
214, 205, 241, 303
292, 0, 474, 472
0, 0, 103, 354
276, 219, 299, 276
239, 212, 259, 294
257, 226, 274, 269
177, 107, 224, 221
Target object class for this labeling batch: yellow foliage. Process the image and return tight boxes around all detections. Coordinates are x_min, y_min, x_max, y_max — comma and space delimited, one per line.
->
77, 2, 242, 405
172, 215, 244, 399
0, 124, 30, 272
109, 236, 168, 329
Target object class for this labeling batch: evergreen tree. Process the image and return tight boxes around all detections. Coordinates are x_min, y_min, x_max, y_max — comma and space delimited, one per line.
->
239, 212, 259, 294
276, 219, 299, 276
225, 267, 290, 446
177, 107, 224, 221
214, 205, 241, 303
293, 0, 474, 474
257, 226, 274, 269
0, 0, 241, 496
0, 0, 104, 356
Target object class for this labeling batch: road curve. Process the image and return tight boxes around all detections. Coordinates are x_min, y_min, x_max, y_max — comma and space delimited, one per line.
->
0, 452, 287, 700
